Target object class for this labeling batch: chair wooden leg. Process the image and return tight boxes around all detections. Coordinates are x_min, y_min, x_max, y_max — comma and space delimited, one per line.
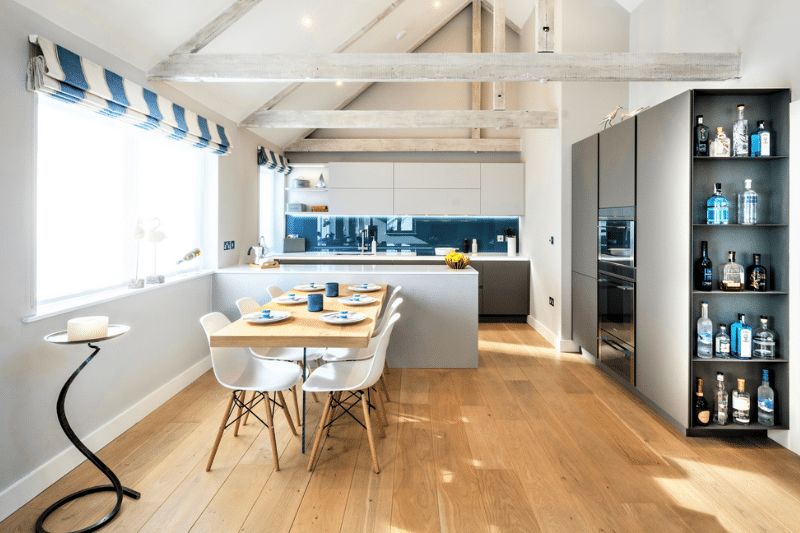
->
326, 391, 341, 437
206, 391, 236, 472
373, 387, 388, 435
276, 390, 298, 436
233, 390, 245, 437
263, 392, 280, 471
308, 394, 333, 472
298, 361, 320, 403
241, 391, 257, 426
361, 390, 380, 474
384, 358, 390, 375
379, 373, 391, 403
290, 385, 301, 425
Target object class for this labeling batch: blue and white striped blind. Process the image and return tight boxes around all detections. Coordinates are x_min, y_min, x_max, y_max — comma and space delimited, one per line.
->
257, 146, 291, 175
26, 35, 232, 155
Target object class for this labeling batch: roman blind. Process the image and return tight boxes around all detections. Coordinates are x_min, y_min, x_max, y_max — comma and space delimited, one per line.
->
26, 35, 231, 155
257, 146, 292, 175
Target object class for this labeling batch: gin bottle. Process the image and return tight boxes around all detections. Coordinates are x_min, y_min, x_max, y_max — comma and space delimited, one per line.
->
694, 378, 711, 427
757, 369, 775, 426
733, 104, 749, 157
711, 127, 731, 157
730, 313, 753, 359
753, 316, 776, 359
745, 253, 767, 291
714, 372, 728, 425
732, 378, 750, 425
697, 302, 713, 359
715, 325, 731, 358
720, 251, 744, 291
695, 115, 710, 156
694, 240, 713, 291
706, 183, 729, 225
750, 120, 771, 157
737, 179, 758, 224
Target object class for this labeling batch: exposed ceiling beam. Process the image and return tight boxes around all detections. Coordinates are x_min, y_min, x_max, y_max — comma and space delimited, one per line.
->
536, 0, 554, 53
241, 110, 557, 129
284, 137, 521, 153
493, 0, 505, 110
471, 0, 482, 139
148, 52, 742, 83
170, 0, 264, 55
480, 0, 521, 34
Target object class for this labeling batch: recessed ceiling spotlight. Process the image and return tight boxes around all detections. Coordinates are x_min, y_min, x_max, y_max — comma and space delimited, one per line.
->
300, 15, 313, 29
432, 0, 443, 9
396, 29, 407, 40
335, 80, 343, 87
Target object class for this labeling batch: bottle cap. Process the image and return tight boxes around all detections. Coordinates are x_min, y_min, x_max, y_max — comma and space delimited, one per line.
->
738, 313, 745, 320
701, 301, 708, 307
760, 315, 768, 321
745, 179, 752, 188
697, 115, 704, 123
717, 127, 724, 133
753, 253, 761, 262
697, 378, 704, 393
715, 182, 722, 190
757, 120, 764, 126
737, 104, 745, 110
717, 371, 724, 381
762, 369, 769, 382
737, 378, 745, 391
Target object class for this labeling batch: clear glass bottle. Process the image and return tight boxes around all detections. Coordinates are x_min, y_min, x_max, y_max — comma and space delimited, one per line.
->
694, 240, 713, 291
745, 253, 767, 291
706, 183, 730, 225
732, 378, 750, 425
738, 179, 758, 224
758, 369, 775, 426
720, 251, 744, 291
714, 371, 728, 425
753, 316, 776, 359
732, 104, 749, 157
697, 302, 713, 359
715, 325, 731, 358
750, 120, 772, 157
694, 378, 711, 427
695, 115, 710, 156
711, 127, 731, 157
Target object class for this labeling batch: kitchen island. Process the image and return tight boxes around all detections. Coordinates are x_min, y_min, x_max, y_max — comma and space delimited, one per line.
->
214, 264, 478, 368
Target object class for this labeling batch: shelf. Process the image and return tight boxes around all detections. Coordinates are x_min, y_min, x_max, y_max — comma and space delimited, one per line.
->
693, 223, 787, 228
693, 156, 788, 160
692, 357, 788, 363
285, 188, 329, 192
691, 424, 788, 431
692, 290, 788, 295
285, 212, 328, 216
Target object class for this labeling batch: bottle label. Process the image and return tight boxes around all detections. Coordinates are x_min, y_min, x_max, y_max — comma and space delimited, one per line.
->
697, 409, 710, 424
761, 134, 771, 156
733, 396, 750, 410
716, 337, 730, 355
758, 397, 774, 412
740, 330, 752, 358
749, 270, 766, 290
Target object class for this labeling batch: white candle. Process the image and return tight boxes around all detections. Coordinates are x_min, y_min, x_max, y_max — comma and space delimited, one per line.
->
67, 316, 109, 341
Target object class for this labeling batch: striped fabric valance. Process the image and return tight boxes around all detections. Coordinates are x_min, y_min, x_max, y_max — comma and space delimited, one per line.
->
26, 35, 231, 155
257, 146, 292, 175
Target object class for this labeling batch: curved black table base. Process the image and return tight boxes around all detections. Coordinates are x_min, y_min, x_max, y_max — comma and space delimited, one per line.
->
36, 343, 140, 533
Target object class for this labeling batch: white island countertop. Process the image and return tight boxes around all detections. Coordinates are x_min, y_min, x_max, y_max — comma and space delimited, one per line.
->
218, 264, 478, 275
266, 252, 528, 262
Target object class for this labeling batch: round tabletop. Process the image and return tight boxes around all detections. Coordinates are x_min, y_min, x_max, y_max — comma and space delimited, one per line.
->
44, 325, 130, 345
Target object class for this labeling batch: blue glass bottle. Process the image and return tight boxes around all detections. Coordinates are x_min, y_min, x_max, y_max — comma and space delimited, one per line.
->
730, 314, 753, 359
706, 182, 729, 225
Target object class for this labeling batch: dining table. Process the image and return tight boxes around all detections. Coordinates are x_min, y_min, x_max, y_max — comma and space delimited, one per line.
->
209, 283, 388, 452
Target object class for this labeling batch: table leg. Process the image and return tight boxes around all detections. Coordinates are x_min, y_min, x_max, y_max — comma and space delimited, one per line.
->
302, 347, 307, 453
36, 343, 140, 533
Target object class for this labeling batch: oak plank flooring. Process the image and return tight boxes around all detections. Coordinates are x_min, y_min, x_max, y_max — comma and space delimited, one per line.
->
5, 323, 800, 533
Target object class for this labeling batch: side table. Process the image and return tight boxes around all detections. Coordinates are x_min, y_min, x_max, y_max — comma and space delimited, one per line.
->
37, 325, 140, 533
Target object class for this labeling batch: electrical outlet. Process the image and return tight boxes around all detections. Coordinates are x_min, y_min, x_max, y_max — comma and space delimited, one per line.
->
497, 235, 504, 242
549, 297, 555, 306
550, 236, 554, 244
223, 240, 235, 250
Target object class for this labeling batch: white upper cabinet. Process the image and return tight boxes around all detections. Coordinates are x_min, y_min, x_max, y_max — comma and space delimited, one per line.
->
328, 162, 393, 189
394, 189, 481, 215
480, 163, 524, 215
328, 189, 393, 215
394, 163, 481, 189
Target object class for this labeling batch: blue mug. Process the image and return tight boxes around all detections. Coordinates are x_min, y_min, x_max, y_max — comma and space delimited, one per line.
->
307, 293, 323, 312
325, 282, 339, 297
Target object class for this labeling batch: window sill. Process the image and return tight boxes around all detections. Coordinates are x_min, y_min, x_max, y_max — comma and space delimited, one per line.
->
21, 270, 214, 323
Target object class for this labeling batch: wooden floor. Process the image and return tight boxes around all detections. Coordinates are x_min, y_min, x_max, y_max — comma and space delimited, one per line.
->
5, 323, 800, 533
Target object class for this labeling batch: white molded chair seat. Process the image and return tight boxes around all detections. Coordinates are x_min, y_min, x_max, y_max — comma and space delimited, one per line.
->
235, 296, 324, 362
323, 297, 402, 362
267, 285, 284, 299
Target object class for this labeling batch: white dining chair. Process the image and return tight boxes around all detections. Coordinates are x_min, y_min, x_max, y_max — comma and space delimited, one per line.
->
267, 285, 284, 299
304, 313, 401, 474
199, 312, 302, 472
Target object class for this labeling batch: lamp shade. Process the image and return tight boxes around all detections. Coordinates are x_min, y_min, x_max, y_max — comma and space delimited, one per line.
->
67, 316, 109, 341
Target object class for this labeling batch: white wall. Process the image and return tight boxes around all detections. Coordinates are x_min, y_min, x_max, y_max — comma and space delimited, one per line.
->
630, 0, 800, 454
0, 0, 267, 518
519, 0, 629, 348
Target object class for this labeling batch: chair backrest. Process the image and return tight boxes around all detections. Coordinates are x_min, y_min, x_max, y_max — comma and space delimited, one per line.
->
199, 312, 254, 389
374, 285, 402, 331
266, 285, 284, 299
372, 297, 402, 338
235, 296, 261, 316
355, 313, 400, 391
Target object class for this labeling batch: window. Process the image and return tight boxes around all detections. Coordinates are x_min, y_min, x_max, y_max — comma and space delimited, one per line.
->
36, 95, 214, 305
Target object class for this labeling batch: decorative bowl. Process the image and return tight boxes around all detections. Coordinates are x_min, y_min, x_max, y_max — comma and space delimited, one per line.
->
445, 256, 470, 269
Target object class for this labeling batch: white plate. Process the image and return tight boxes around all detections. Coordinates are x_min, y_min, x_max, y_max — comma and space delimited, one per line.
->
348, 284, 381, 292
273, 294, 308, 304
294, 284, 324, 291
243, 311, 291, 324
337, 296, 377, 306
319, 311, 367, 325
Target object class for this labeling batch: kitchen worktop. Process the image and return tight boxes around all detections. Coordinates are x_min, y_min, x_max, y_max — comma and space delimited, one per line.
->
265, 252, 529, 262
218, 264, 478, 275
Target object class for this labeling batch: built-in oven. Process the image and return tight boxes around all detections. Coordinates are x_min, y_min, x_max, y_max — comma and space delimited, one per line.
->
598, 207, 635, 386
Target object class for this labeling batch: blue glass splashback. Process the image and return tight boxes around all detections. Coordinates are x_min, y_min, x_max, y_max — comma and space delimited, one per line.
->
286, 216, 519, 255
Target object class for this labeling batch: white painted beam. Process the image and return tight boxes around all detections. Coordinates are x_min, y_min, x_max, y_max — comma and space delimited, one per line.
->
493, 0, 505, 110
536, 0, 554, 53
171, 0, 264, 55
240, 110, 557, 129
148, 52, 742, 82
472, 0, 482, 139
284, 138, 521, 152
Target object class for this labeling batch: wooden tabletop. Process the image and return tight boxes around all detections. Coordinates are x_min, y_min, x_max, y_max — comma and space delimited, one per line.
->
210, 284, 387, 349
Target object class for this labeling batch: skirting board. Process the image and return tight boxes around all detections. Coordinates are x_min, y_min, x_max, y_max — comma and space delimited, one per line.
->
526, 315, 580, 353
0, 355, 212, 522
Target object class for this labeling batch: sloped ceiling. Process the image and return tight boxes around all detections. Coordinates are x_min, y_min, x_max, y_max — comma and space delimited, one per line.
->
15, 0, 537, 149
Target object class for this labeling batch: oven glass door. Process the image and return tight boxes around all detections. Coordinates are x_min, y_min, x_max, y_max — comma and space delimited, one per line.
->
598, 272, 635, 386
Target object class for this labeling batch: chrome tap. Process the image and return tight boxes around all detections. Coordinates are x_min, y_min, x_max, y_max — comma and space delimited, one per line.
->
359, 228, 368, 253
